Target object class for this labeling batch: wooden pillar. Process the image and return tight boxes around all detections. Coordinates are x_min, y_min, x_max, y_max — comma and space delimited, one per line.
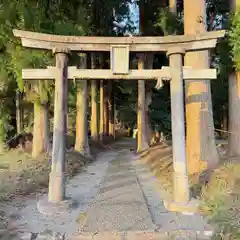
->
168, 48, 190, 204
48, 48, 69, 202
75, 53, 90, 156
137, 54, 149, 152
108, 81, 115, 139
99, 79, 104, 141
90, 53, 99, 141
164, 48, 198, 214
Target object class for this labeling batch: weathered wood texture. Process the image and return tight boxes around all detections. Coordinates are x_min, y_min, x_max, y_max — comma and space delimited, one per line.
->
91, 80, 99, 141
43, 103, 50, 153
16, 91, 23, 134
144, 54, 154, 145
13, 29, 225, 52
90, 53, 99, 141
137, 54, 149, 152
32, 102, 45, 157
108, 81, 115, 139
48, 50, 69, 202
99, 80, 104, 141
111, 45, 129, 74
228, 0, 240, 157
22, 68, 217, 80
75, 53, 90, 156
184, 0, 219, 175
168, 48, 190, 203
103, 81, 109, 136
228, 73, 240, 156
32, 102, 50, 157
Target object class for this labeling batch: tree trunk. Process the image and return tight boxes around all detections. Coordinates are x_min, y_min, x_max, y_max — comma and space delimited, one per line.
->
228, 73, 240, 156
32, 102, 50, 157
108, 81, 115, 139
75, 81, 90, 156
75, 53, 90, 156
43, 103, 50, 153
228, 0, 240, 157
144, 54, 154, 145
32, 102, 46, 157
99, 79, 104, 142
90, 53, 99, 141
103, 81, 109, 136
184, 0, 219, 174
0, 116, 6, 153
137, 54, 149, 152
16, 91, 24, 134
145, 91, 153, 145
221, 106, 228, 138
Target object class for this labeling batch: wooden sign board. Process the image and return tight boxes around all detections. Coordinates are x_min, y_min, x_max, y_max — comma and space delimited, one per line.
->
110, 45, 129, 75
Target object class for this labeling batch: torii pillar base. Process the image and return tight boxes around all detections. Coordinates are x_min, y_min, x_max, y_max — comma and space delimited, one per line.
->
163, 199, 199, 215
37, 196, 75, 216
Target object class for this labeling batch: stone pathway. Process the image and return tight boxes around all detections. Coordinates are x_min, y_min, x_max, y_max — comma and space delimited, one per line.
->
2, 139, 213, 239
78, 152, 155, 233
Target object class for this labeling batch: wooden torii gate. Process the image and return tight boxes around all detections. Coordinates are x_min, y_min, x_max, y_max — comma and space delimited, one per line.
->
13, 29, 225, 214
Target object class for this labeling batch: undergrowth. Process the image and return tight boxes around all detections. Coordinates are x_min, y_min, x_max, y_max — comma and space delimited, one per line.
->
200, 162, 240, 239
0, 148, 94, 202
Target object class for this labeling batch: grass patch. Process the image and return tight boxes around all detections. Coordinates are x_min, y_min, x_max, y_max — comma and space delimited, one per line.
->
200, 162, 240, 239
0, 145, 100, 202
0, 149, 49, 201
0, 133, 118, 202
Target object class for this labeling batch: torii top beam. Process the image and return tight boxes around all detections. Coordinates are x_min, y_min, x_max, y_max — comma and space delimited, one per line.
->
13, 29, 225, 52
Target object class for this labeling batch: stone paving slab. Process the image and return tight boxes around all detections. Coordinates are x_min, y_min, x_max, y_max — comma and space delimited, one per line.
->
72, 230, 212, 240
79, 155, 155, 233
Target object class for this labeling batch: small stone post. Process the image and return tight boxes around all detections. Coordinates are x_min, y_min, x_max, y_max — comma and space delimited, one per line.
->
137, 54, 149, 152
48, 48, 70, 203
75, 53, 91, 157
164, 47, 197, 213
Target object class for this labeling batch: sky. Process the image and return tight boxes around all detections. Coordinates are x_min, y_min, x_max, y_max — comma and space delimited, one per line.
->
129, 2, 139, 33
